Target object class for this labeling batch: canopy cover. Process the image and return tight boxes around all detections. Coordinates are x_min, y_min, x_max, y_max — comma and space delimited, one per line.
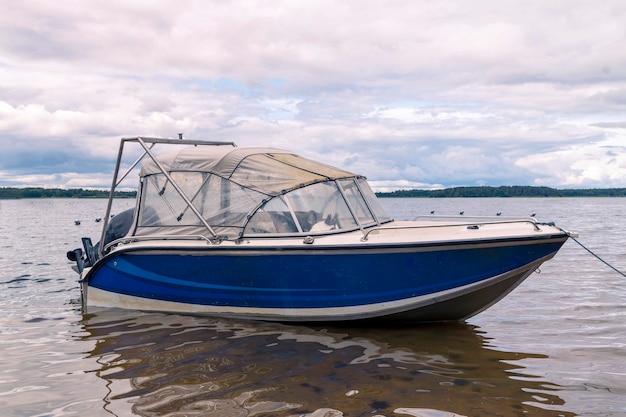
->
139, 147, 356, 194
134, 146, 389, 239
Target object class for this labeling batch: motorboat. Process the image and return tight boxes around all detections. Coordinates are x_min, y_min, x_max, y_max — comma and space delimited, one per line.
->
67, 136, 571, 323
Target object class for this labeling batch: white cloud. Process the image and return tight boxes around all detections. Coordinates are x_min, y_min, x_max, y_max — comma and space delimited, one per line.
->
369, 180, 445, 193
1, 0, 626, 190
516, 132, 626, 187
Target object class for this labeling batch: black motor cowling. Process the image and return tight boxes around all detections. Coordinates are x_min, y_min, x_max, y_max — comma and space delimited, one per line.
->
103, 208, 135, 247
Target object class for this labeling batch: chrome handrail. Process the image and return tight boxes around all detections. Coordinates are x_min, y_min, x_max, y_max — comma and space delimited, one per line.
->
360, 217, 542, 241
103, 234, 216, 253
413, 214, 536, 221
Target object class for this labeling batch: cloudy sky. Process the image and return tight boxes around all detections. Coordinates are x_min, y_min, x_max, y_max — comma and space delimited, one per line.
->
1, 0, 625, 191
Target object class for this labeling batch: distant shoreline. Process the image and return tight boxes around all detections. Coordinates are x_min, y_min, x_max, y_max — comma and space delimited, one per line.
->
0, 187, 136, 199
376, 185, 626, 198
1, 185, 626, 200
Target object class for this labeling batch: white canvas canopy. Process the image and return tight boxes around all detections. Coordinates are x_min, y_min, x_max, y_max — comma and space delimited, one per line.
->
139, 147, 356, 193
133, 145, 390, 240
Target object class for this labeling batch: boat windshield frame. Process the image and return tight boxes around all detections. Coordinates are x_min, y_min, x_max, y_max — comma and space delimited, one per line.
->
241, 177, 391, 238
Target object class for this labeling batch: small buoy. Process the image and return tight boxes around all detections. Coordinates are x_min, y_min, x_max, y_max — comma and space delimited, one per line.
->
74, 220, 81, 225
95, 217, 102, 222
430, 210, 435, 214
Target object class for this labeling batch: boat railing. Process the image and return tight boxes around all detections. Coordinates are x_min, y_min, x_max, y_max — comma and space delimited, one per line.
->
103, 234, 218, 252
360, 216, 542, 241
412, 214, 538, 222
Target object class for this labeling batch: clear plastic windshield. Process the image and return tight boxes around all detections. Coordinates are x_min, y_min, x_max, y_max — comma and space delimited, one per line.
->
137, 172, 266, 237
356, 178, 391, 223
244, 180, 371, 236
339, 178, 376, 226
135, 172, 390, 239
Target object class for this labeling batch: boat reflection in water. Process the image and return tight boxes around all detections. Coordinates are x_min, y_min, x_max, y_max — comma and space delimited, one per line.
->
81, 310, 575, 417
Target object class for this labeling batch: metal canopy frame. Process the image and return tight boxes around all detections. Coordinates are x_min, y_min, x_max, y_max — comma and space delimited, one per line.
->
98, 136, 236, 255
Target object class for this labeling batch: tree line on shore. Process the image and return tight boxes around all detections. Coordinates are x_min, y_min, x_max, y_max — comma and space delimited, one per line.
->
1, 185, 626, 199
376, 185, 626, 198
0, 187, 136, 199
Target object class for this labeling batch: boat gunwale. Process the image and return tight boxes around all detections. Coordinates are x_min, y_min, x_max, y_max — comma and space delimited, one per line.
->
104, 216, 563, 251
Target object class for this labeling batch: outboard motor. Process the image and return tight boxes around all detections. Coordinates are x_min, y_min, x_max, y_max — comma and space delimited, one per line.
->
67, 208, 135, 274
66, 247, 85, 273
66, 237, 97, 274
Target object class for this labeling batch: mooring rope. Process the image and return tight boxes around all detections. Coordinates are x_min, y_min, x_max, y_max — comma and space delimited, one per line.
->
560, 228, 626, 279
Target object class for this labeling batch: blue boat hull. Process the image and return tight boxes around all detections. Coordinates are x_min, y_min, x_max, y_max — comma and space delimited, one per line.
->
82, 235, 568, 322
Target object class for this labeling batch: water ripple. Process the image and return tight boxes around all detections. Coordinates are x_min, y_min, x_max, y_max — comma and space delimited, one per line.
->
0, 198, 624, 416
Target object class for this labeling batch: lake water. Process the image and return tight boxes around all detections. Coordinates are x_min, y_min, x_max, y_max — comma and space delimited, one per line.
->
0, 197, 624, 417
